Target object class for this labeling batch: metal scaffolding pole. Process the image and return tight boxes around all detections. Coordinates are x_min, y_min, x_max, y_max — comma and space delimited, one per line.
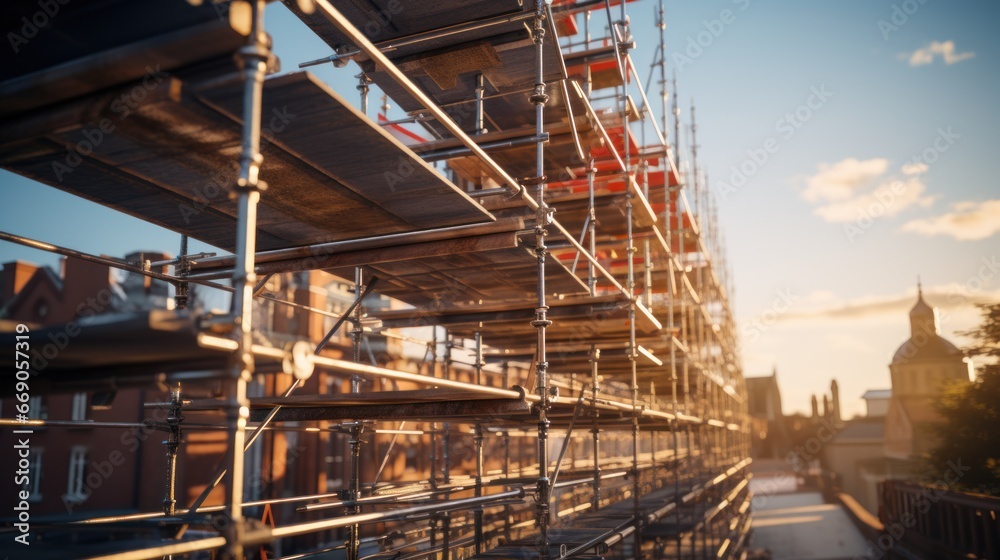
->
218, 2, 271, 555
162, 385, 183, 517
0, 1, 757, 558
528, 2, 553, 558
591, 345, 601, 511
611, 1, 644, 556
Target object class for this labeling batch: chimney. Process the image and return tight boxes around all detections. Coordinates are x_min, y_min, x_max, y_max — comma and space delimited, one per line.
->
0, 261, 39, 307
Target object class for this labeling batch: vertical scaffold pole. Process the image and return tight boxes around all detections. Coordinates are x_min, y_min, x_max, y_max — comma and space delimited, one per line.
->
175, 235, 189, 310
357, 72, 371, 116
672, 74, 680, 171
347, 422, 364, 560
474, 73, 486, 136
529, 2, 552, 557
585, 159, 597, 297
657, 0, 669, 164
474, 423, 485, 554
224, 1, 269, 555
442, 331, 452, 558
616, 1, 643, 556
474, 332, 484, 385
677, 118, 693, 559
473, 333, 485, 553
442, 425, 452, 560
352, 268, 364, 364
163, 384, 183, 517
590, 345, 601, 510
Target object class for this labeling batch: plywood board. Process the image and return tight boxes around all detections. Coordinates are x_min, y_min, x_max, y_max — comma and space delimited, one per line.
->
0, 71, 494, 251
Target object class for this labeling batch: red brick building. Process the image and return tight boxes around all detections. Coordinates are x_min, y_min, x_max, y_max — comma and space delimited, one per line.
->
0, 256, 430, 554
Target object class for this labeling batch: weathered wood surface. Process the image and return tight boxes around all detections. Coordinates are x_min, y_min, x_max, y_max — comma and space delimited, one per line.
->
329, 244, 590, 308
0, 71, 494, 251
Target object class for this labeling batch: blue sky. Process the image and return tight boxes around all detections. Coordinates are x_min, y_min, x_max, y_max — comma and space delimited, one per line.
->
2, 0, 998, 417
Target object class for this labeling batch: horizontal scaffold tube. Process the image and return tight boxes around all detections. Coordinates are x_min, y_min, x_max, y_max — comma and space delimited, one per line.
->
199, 334, 746, 431
86, 489, 526, 560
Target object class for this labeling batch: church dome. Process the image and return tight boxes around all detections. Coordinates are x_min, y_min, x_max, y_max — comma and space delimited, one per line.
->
891, 334, 962, 365
892, 282, 963, 365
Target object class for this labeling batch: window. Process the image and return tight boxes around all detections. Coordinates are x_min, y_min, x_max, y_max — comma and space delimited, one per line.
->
22, 449, 42, 501
71, 392, 88, 421
66, 446, 88, 503
27, 396, 47, 420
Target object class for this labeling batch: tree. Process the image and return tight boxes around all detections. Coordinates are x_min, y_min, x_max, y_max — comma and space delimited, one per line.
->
926, 303, 1000, 495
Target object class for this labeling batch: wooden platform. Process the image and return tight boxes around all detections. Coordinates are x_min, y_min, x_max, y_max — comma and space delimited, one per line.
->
0, 311, 276, 395
0, 0, 249, 118
182, 388, 678, 430
281, 0, 569, 135
328, 242, 590, 308
374, 294, 660, 348
0, 71, 494, 252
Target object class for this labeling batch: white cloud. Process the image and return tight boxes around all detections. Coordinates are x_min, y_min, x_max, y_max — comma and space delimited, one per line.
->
905, 40, 975, 66
801, 158, 889, 203
777, 284, 1000, 323
800, 159, 935, 223
900, 200, 1000, 240
813, 177, 935, 223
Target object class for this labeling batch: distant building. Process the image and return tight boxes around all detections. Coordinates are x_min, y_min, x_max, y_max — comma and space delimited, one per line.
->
823, 285, 973, 513
884, 284, 972, 460
824, 417, 886, 511
746, 369, 790, 459
861, 389, 891, 418
0, 254, 176, 520
0, 255, 516, 555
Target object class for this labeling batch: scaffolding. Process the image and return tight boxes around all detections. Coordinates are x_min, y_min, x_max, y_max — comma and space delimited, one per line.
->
0, 0, 750, 558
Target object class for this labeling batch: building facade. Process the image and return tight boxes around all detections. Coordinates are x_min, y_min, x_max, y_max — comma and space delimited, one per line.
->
884, 285, 972, 460
823, 286, 973, 513
0, 256, 453, 554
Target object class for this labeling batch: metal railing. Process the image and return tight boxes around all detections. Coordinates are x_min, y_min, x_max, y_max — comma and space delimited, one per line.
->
879, 479, 1000, 560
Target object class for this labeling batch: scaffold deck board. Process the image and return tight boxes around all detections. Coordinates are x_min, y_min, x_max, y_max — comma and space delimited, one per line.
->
0, 71, 494, 252
174, 386, 686, 429
282, 0, 567, 133
374, 294, 660, 346
0, 311, 280, 395
330, 245, 589, 308
281, 0, 528, 60
0, 0, 249, 118
195, 390, 534, 423
469, 481, 706, 560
